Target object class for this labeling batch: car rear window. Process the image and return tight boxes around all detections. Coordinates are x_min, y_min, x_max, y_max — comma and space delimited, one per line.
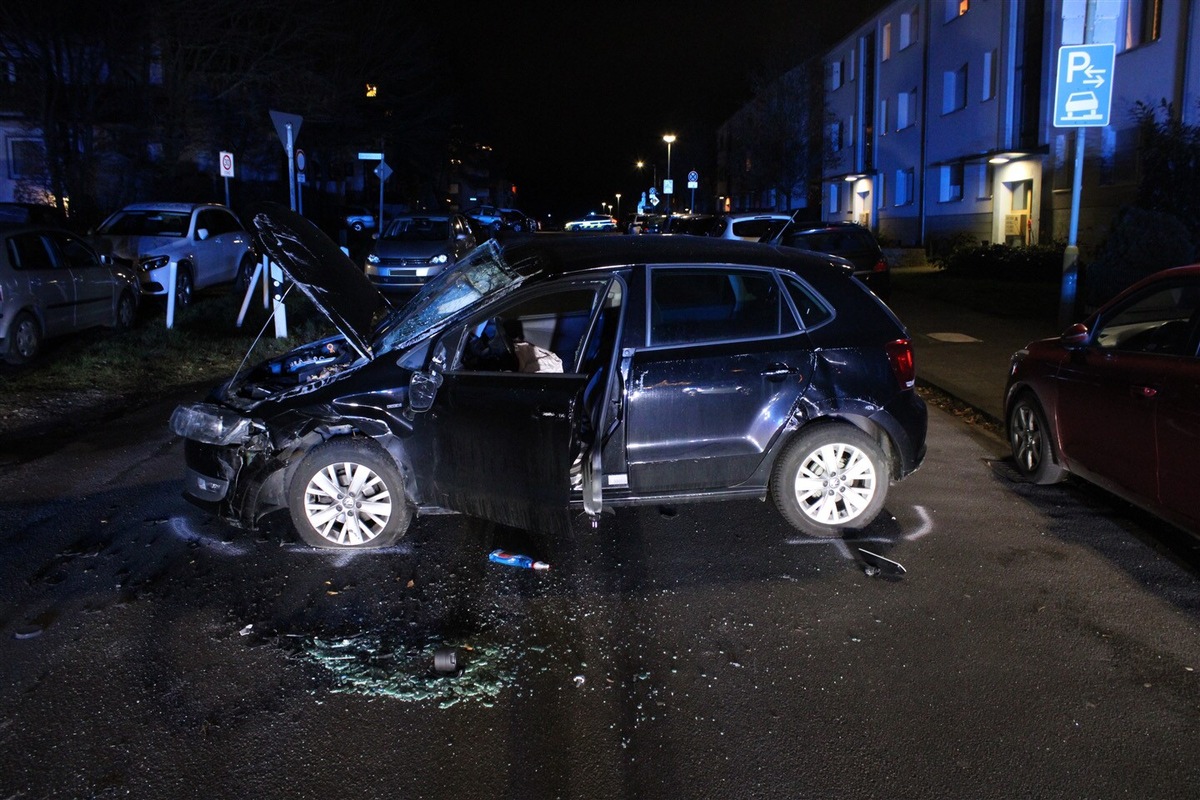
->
730, 218, 790, 241
789, 229, 875, 254
649, 267, 798, 346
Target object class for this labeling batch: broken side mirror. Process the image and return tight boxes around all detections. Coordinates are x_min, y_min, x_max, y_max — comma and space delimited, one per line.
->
408, 370, 442, 413
408, 340, 449, 413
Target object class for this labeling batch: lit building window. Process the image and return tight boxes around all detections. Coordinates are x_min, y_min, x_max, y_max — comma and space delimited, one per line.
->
940, 163, 964, 202
943, 64, 968, 114
900, 7, 919, 48
982, 50, 997, 101
1123, 0, 1162, 50
882, 22, 893, 61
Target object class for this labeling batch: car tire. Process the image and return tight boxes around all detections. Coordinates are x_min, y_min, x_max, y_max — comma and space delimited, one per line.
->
1008, 394, 1066, 485
234, 255, 255, 295
4, 311, 41, 365
114, 290, 137, 330
287, 438, 412, 549
770, 425, 889, 538
174, 265, 194, 309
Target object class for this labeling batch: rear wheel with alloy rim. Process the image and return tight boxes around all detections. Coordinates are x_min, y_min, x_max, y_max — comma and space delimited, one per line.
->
771, 425, 889, 538
287, 438, 411, 549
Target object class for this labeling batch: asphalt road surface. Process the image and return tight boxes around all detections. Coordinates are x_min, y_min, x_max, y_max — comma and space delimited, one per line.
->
1, 394, 1198, 799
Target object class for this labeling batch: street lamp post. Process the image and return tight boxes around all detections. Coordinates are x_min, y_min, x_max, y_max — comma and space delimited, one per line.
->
615, 193, 621, 218
662, 134, 676, 214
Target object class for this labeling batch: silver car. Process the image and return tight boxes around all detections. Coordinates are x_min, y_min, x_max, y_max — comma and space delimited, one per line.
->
94, 203, 254, 307
364, 213, 476, 291
1, 224, 139, 364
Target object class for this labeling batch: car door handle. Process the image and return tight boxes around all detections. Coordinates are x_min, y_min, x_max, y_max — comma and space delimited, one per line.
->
761, 363, 801, 380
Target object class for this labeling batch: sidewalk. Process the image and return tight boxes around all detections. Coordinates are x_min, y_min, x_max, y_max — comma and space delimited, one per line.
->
885, 267, 1062, 424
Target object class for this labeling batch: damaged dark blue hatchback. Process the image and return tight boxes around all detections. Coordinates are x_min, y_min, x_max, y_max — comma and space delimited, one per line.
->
170, 204, 926, 549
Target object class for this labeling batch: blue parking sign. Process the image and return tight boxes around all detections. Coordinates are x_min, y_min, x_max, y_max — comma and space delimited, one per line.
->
1053, 44, 1115, 128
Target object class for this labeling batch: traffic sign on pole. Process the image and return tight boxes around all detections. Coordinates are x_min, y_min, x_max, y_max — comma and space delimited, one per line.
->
1053, 44, 1115, 128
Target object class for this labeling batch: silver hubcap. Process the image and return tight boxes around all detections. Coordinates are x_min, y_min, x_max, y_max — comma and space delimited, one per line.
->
1012, 405, 1042, 473
793, 442, 878, 525
15, 320, 38, 358
303, 460, 393, 546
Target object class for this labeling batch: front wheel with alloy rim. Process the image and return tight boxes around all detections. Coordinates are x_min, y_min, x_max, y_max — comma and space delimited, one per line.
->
114, 290, 137, 330
770, 425, 889, 538
1008, 394, 1065, 484
174, 265, 194, 308
287, 438, 411, 549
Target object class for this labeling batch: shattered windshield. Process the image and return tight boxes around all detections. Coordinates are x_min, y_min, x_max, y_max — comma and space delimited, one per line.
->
375, 238, 526, 352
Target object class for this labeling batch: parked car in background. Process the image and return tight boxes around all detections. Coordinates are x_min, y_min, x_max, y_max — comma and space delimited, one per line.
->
462, 205, 504, 230
340, 205, 376, 232
777, 222, 890, 299
1005, 264, 1200, 536
94, 203, 254, 308
708, 213, 794, 242
0, 202, 68, 228
169, 204, 926, 549
661, 213, 717, 235
625, 213, 667, 234
563, 212, 618, 232
363, 213, 476, 291
499, 208, 538, 232
1, 223, 138, 364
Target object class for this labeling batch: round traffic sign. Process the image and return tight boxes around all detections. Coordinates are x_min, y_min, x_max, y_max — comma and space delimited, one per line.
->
295, 149, 306, 172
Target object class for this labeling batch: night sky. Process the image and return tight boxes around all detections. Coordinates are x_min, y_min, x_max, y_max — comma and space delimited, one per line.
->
434, 0, 891, 221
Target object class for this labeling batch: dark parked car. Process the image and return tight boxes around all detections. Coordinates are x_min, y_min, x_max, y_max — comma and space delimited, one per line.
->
363, 213, 476, 291
777, 222, 890, 299
170, 204, 926, 550
1005, 264, 1200, 536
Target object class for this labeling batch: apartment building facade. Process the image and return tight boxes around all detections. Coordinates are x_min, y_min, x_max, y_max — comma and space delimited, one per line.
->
817, 0, 1196, 252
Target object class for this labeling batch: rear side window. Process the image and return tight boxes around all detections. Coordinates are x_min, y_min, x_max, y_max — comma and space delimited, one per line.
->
5, 233, 56, 271
781, 273, 834, 329
649, 267, 797, 346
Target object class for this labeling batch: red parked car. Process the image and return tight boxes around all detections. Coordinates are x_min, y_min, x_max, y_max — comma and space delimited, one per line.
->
1005, 264, 1200, 535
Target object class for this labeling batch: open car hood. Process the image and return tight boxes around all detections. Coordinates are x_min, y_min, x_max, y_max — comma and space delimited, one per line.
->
249, 202, 383, 359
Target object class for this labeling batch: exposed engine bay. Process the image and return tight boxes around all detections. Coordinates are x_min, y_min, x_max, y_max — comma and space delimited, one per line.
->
222, 335, 365, 408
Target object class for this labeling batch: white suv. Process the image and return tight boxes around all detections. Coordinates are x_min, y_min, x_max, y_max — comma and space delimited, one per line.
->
709, 213, 795, 242
95, 203, 253, 307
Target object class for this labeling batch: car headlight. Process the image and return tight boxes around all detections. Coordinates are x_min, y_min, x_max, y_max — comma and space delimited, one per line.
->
366, 253, 380, 265
169, 403, 257, 446
431, 253, 449, 265
139, 254, 170, 272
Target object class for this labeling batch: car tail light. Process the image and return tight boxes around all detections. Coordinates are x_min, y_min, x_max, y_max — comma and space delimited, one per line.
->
873, 256, 888, 273
886, 339, 916, 390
